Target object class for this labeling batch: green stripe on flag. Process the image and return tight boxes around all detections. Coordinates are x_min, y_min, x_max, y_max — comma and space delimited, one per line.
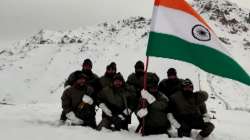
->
146, 32, 250, 85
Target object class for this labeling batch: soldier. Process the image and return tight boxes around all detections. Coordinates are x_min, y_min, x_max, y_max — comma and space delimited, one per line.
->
126, 60, 145, 98
60, 71, 97, 128
80, 59, 101, 92
97, 72, 136, 131
99, 62, 117, 88
135, 73, 172, 136
167, 79, 214, 140
126, 60, 158, 133
64, 58, 101, 102
159, 68, 183, 98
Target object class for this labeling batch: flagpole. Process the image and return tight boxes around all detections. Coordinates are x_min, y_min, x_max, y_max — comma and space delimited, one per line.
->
144, 56, 149, 89
197, 68, 201, 91
141, 56, 149, 136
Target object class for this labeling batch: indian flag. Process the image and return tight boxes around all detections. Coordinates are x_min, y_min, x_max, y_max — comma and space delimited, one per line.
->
146, 0, 250, 85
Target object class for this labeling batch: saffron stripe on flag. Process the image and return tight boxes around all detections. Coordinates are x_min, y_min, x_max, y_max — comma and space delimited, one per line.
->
154, 0, 211, 30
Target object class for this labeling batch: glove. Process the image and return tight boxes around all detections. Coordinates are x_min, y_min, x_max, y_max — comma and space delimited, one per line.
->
167, 126, 178, 138
112, 116, 123, 130
66, 111, 83, 125
99, 103, 112, 117
203, 113, 211, 123
136, 108, 148, 118
167, 113, 181, 129
141, 89, 156, 104
118, 114, 126, 120
123, 108, 132, 116
82, 94, 93, 105
64, 85, 71, 89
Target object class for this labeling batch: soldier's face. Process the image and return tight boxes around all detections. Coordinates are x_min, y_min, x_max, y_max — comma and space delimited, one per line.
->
135, 68, 144, 75
82, 64, 92, 71
183, 85, 193, 92
113, 79, 123, 88
76, 77, 86, 86
148, 86, 158, 94
106, 68, 116, 75
168, 75, 177, 80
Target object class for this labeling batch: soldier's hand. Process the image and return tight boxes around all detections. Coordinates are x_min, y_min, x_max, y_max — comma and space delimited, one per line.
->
203, 113, 211, 123
118, 114, 126, 120
136, 108, 148, 118
167, 126, 178, 138
99, 103, 112, 117
122, 108, 132, 116
167, 113, 181, 129
82, 94, 93, 105
66, 111, 84, 125
112, 116, 123, 130
141, 89, 156, 104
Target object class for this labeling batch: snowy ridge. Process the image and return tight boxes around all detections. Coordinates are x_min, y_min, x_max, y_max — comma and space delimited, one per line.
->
192, 0, 250, 34
0, 17, 151, 104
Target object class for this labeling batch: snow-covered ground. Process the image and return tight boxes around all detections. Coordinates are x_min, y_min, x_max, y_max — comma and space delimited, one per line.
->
0, 0, 250, 139
1, 103, 250, 140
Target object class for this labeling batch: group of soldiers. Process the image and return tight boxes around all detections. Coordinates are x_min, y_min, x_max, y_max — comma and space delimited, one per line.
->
60, 58, 215, 140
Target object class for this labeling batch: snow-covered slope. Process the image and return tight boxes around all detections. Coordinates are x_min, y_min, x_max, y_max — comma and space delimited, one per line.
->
1, 0, 250, 109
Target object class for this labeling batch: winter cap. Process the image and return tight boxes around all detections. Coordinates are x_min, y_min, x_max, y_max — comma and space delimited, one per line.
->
182, 78, 193, 87
167, 68, 177, 76
106, 64, 111, 70
106, 62, 117, 71
83, 58, 92, 66
68, 71, 87, 84
146, 73, 159, 87
134, 61, 144, 69
113, 72, 125, 82
109, 62, 117, 70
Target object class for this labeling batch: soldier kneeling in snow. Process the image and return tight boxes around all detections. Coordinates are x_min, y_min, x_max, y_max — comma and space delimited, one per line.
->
167, 79, 214, 140
60, 71, 97, 129
136, 73, 174, 136
97, 72, 136, 131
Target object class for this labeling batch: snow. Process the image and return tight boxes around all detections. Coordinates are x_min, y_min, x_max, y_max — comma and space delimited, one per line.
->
1, 104, 250, 140
229, 0, 250, 9
212, 109, 250, 140
0, 0, 250, 139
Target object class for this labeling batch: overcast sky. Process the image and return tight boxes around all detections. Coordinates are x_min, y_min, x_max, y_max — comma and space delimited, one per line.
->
0, 0, 249, 43
0, 0, 153, 42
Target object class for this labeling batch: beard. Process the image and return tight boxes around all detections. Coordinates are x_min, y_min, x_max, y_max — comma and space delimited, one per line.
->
105, 72, 115, 78
74, 83, 85, 89
83, 69, 92, 75
147, 86, 158, 95
183, 90, 193, 97
135, 71, 144, 76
